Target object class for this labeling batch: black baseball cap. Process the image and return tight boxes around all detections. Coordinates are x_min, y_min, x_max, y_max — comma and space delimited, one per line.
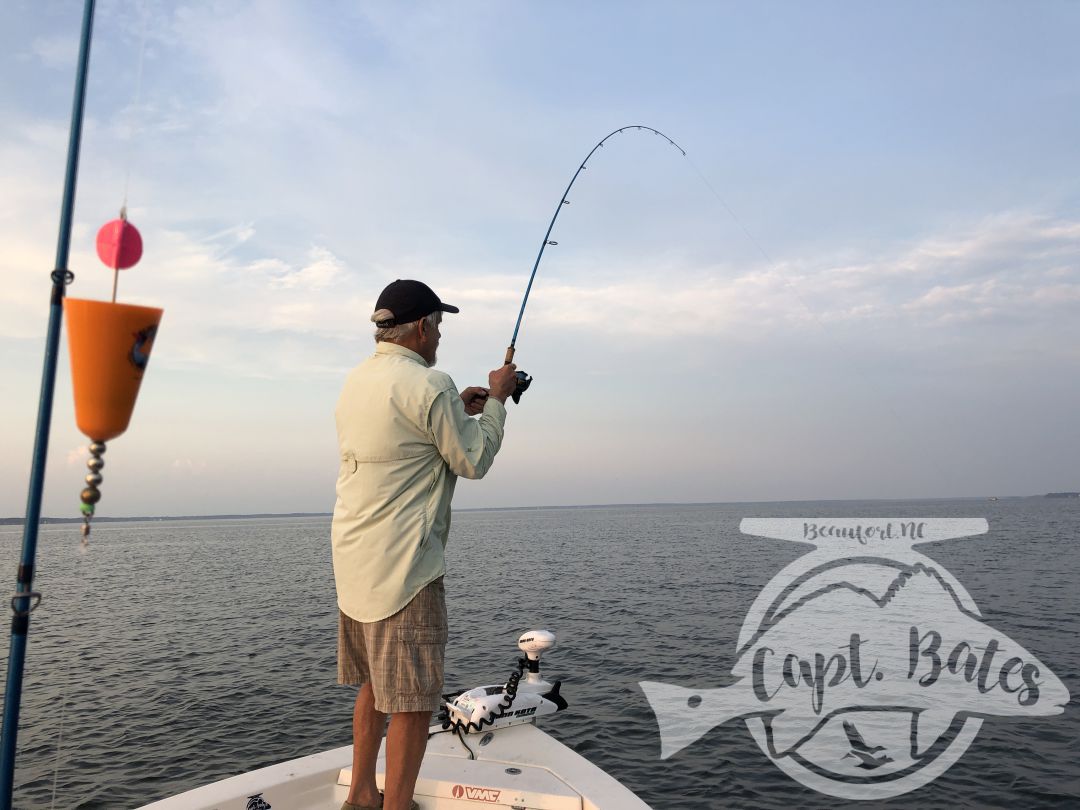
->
372, 279, 459, 327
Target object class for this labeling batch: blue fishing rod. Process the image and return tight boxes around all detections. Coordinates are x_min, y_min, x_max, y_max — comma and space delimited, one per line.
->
0, 2, 96, 807
503, 125, 686, 403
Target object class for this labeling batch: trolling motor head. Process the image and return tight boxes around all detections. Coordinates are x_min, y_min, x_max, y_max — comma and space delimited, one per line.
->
518, 629, 555, 681
518, 629, 556, 661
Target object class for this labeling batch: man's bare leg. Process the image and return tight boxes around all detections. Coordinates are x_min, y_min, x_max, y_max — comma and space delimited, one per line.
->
383, 711, 431, 810
347, 684, 385, 807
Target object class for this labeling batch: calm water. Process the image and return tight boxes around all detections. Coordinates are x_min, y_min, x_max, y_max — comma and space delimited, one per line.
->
0, 499, 1077, 809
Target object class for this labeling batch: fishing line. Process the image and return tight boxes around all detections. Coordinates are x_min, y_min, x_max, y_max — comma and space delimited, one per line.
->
510, 126, 956, 497
48, 544, 86, 810
48, 650, 72, 810
683, 153, 957, 496
120, 1, 150, 212
108, 1, 151, 304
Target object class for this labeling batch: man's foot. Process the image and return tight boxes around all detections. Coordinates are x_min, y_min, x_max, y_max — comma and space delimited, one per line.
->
341, 796, 419, 810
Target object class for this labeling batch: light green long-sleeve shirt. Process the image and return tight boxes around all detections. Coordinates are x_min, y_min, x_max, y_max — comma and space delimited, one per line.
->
331, 341, 507, 622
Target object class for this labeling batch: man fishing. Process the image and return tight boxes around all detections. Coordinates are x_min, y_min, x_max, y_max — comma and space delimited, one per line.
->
332, 279, 518, 810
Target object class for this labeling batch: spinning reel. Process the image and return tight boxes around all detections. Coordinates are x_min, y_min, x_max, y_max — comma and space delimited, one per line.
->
504, 346, 532, 404
512, 369, 532, 404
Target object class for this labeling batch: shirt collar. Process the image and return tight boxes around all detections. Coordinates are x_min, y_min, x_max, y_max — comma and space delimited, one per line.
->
375, 340, 429, 367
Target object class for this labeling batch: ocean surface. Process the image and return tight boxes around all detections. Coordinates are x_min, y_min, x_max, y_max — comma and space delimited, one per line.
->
0, 499, 1077, 809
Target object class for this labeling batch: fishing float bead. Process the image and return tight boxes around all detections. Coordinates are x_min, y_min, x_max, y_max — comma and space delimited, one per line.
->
80, 441, 107, 517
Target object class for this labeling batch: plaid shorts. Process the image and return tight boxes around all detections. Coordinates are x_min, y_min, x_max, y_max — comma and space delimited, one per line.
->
337, 577, 448, 714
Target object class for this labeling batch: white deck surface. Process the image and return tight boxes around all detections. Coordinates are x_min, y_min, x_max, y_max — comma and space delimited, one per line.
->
137, 722, 652, 809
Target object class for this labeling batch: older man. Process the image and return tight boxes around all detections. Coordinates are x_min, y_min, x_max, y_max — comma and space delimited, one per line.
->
333, 279, 517, 810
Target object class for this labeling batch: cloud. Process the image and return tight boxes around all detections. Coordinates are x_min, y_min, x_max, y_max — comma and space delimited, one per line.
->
3, 0, 1079, 519
3, 4, 1076, 383
4, 199, 1077, 383
776, 213, 1080, 329
168, 4, 358, 118
271, 246, 346, 291
201, 223, 256, 250
476, 212, 1080, 340
29, 35, 78, 70
171, 458, 207, 475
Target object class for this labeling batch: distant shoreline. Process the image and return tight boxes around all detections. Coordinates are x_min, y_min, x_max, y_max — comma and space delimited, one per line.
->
0, 512, 332, 526
1, 493, 1071, 525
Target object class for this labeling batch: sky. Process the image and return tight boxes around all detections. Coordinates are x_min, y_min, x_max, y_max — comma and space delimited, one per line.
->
1, 0, 1079, 516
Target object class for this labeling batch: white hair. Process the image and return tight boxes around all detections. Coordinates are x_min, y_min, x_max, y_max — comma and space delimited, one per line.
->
372, 310, 441, 343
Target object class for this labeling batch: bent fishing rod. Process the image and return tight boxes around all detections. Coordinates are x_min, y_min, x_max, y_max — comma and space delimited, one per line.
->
503, 125, 686, 403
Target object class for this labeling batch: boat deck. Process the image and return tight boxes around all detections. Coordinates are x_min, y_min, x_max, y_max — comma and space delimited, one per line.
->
137, 722, 652, 809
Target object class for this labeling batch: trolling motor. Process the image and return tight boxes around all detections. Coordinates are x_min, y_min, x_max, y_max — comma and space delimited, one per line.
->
442, 630, 567, 733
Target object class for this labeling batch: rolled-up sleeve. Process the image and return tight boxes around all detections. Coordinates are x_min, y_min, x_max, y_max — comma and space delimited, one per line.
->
428, 389, 506, 479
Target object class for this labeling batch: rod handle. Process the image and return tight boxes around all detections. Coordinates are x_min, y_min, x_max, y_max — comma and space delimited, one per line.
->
504, 346, 516, 365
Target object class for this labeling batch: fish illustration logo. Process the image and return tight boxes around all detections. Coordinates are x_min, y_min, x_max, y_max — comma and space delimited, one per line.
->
640, 518, 1070, 800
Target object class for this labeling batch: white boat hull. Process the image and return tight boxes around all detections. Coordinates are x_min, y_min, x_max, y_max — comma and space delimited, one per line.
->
137, 722, 652, 809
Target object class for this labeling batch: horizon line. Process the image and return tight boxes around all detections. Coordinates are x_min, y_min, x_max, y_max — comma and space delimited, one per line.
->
0, 492, 1065, 524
